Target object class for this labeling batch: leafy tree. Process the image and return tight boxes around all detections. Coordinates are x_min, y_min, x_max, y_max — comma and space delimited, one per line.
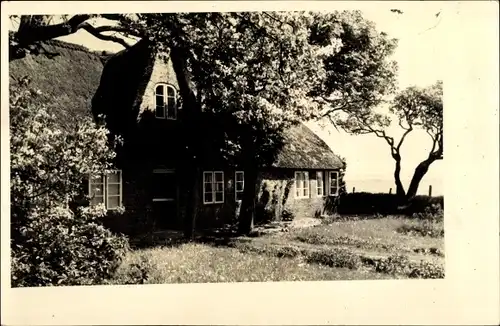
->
333, 81, 443, 201
10, 78, 128, 286
143, 12, 329, 234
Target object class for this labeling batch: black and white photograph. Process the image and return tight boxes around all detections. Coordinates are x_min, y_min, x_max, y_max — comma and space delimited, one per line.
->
1, 1, 498, 325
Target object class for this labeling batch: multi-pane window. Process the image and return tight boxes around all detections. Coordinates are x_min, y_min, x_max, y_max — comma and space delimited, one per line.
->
295, 171, 309, 198
316, 171, 324, 196
89, 170, 122, 210
329, 171, 339, 196
203, 171, 224, 204
155, 84, 177, 120
235, 171, 244, 201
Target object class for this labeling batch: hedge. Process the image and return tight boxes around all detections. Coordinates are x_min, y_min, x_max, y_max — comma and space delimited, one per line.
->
336, 192, 444, 216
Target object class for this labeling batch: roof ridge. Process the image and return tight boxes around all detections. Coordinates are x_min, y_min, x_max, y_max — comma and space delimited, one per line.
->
43, 39, 115, 58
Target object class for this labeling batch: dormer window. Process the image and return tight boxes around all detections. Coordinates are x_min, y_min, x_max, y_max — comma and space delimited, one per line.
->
155, 84, 177, 120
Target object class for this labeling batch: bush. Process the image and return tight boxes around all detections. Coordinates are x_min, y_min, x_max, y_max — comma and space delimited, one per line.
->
234, 242, 303, 259
11, 205, 129, 287
373, 254, 412, 275
397, 204, 444, 238
364, 254, 444, 278
281, 209, 295, 221
408, 196, 444, 216
412, 203, 444, 221
306, 248, 362, 269
397, 222, 444, 238
409, 260, 445, 279
10, 78, 128, 286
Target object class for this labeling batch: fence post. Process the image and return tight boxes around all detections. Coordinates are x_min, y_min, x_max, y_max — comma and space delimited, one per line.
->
389, 188, 392, 194
352, 187, 355, 193
428, 185, 433, 197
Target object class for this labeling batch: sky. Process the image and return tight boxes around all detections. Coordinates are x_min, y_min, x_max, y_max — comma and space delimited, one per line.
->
39, 6, 445, 195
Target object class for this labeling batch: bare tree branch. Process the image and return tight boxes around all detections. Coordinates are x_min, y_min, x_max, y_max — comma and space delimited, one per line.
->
90, 25, 141, 37
396, 127, 413, 152
77, 22, 131, 48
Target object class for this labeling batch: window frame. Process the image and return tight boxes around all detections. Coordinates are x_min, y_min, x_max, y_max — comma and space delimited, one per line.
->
294, 171, 310, 199
328, 171, 340, 196
235, 171, 244, 201
316, 171, 324, 197
89, 170, 123, 210
155, 83, 177, 120
203, 171, 225, 204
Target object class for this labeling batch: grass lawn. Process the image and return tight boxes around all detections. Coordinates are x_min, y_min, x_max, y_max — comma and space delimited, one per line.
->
109, 243, 395, 284
288, 217, 444, 260
109, 215, 444, 284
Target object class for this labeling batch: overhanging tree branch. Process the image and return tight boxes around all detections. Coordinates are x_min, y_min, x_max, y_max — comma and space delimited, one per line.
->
78, 22, 131, 49
11, 14, 140, 59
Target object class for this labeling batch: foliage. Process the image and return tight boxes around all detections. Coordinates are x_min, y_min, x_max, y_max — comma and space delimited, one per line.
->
311, 10, 399, 119
11, 205, 130, 287
372, 254, 412, 274
412, 203, 444, 221
10, 79, 128, 286
108, 243, 392, 284
336, 192, 443, 215
306, 248, 362, 269
286, 215, 444, 257
281, 209, 295, 222
409, 260, 445, 279
367, 254, 444, 278
235, 242, 304, 258
10, 78, 119, 208
397, 204, 444, 238
233, 231, 443, 278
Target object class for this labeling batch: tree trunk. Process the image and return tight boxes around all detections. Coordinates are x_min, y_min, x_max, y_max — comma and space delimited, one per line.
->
169, 46, 203, 239
392, 155, 406, 199
406, 158, 436, 201
183, 166, 201, 239
238, 164, 258, 235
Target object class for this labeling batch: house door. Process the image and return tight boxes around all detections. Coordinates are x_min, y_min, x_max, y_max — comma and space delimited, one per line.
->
151, 169, 177, 229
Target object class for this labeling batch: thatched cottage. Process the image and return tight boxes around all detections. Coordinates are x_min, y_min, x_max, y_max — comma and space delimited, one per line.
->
9, 39, 345, 234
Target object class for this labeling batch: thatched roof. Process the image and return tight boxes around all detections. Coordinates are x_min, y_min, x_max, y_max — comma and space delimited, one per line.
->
272, 124, 344, 170
9, 39, 107, 127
